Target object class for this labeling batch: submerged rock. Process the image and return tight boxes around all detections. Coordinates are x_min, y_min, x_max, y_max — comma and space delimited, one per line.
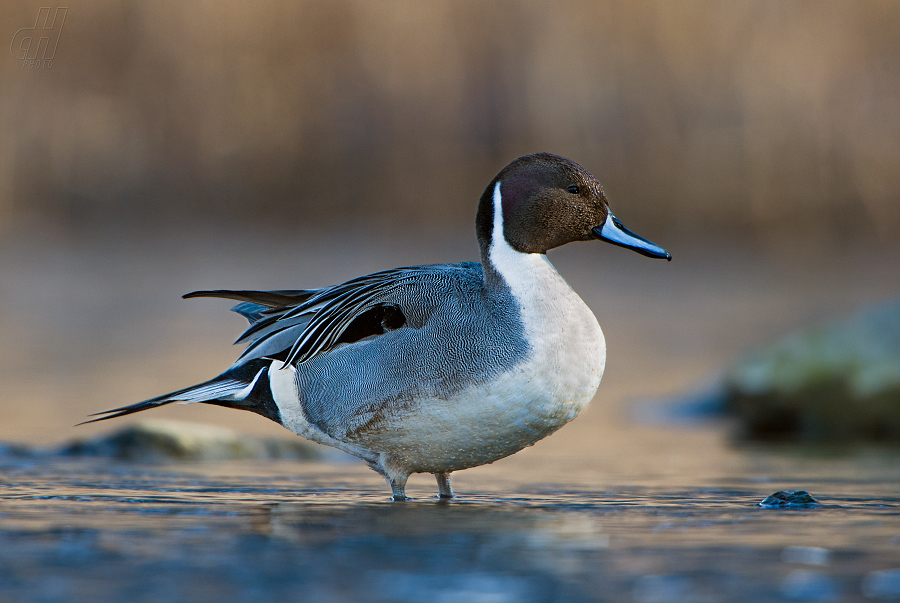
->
725, 300, 900, 443
759, 491, 819, 509
59, 419, 325, 462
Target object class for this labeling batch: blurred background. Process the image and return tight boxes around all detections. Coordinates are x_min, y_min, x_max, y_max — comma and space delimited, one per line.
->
2, 5, 900, 600
3, 0, 900, 240
0, 0, 899, 447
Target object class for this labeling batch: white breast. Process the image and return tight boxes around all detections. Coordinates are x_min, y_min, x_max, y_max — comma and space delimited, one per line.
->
478, 180, 606, 441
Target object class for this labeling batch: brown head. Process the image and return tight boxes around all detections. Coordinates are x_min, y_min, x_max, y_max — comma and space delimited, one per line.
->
476, 153, 671, 260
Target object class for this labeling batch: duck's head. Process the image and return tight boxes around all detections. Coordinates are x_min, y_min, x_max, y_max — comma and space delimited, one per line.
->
476, 153, 671, 260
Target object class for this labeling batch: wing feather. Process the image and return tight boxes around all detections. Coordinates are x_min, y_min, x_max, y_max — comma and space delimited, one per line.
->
183, 289, 318, 308
185, 263, 480, 367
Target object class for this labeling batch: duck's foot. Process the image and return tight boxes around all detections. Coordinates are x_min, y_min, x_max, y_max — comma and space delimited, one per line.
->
390, 475, 409, 501
435, 471, 454, 499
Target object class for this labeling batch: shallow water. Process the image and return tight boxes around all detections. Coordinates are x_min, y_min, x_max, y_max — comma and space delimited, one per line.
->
2, 452, 899, 603
2, 232, 900, 601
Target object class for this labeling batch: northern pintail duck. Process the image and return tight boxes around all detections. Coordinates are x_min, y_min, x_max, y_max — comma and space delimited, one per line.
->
88, 153, 670, 500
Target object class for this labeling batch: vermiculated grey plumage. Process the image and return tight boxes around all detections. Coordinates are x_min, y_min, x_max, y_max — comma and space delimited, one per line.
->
90, 262, 529, 439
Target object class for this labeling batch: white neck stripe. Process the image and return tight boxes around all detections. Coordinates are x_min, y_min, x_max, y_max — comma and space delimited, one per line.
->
489, 179, 555, 284
490, 181, 506, 257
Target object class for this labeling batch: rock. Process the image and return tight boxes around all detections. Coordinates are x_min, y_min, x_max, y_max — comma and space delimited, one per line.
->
58, 419, 325, 462
0, 442, 36, 457
759, 491, 819, 508
725, 300, 900, 442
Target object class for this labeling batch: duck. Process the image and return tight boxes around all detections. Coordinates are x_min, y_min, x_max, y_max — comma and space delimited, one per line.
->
86, 153, 670, 500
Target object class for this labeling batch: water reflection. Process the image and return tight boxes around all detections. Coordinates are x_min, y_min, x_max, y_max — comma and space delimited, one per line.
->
1, 457, 898, 602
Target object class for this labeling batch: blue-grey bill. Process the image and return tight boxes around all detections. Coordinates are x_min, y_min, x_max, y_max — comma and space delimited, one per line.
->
593, 213, 671, 260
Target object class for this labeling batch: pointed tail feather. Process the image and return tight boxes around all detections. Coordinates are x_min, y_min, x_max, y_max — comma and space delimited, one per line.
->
78, 397, 179, 425
80, 366, 268, 426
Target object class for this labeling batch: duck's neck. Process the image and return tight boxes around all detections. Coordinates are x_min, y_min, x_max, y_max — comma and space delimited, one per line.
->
478, 181, 562, 294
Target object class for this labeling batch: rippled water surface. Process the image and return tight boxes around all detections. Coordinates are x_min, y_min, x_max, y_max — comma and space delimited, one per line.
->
2, 453, 899, 603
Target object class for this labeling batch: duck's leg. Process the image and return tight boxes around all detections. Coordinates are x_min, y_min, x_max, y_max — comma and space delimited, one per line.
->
435, 472, 454, 499
389, 474, 409, 501
375, 454, 411, 501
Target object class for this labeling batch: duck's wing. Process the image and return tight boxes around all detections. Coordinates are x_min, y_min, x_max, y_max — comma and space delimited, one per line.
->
83, 262, 484, 428
186, 263, 481, 367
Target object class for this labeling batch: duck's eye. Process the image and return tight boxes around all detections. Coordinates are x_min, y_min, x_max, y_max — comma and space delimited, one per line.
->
567, 185, 579, 194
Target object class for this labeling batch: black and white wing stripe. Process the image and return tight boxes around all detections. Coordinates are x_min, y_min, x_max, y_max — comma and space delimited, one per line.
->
187, 265, 471, 367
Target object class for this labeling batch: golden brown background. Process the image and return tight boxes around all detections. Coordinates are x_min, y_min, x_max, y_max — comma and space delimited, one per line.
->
1, 1, 899, 448
3, 1, 899, 244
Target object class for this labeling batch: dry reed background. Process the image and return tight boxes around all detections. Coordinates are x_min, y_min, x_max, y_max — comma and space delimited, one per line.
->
2, 0, 900, 445
1, 0, 899, 248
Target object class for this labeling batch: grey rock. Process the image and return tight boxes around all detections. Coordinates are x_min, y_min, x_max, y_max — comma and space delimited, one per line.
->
58, 419, 325, 462
759, 490, 819, 508
725, 300, 900, 442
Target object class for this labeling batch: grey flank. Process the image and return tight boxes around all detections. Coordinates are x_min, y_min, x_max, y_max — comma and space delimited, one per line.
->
261, 262, 529, 439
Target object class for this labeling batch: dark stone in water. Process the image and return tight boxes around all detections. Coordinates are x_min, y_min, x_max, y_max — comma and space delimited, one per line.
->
759, 490, 819, 508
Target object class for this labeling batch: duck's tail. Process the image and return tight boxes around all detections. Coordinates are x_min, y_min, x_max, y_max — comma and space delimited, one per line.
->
80, 360, 282, 426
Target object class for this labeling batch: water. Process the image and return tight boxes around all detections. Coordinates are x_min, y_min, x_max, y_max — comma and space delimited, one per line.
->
2, 452, 898, 603
2, 232, 899, 601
